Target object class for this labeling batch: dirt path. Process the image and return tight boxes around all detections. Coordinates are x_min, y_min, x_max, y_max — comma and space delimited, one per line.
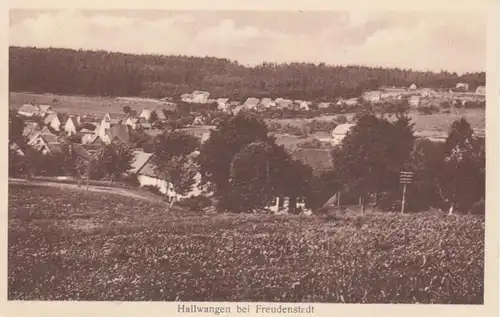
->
8, 178, 165, 203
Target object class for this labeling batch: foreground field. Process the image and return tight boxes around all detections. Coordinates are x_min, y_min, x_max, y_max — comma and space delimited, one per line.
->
8, 184, 484, 303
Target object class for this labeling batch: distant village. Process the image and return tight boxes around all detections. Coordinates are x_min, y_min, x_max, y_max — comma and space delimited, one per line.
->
11, 81, 486, 206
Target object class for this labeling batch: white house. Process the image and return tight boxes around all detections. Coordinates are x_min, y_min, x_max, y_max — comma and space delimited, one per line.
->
64, 117, 78, 136
98, 113, 113, 144
362, 91, 382, 103
18, 104, 39, 118
275, 98, 293, 109
243, 97, 260, 110
299, 101, 311, 111
124, 116, 140, 129
43, 113, 61, 131
456, 83, 469, 91
216, 98, 230, 112
131, 151, 206, 201
318, 102, 331, 109
259, 97, 276, 108
331, 123, 355, 146
28, 132, 60, 155
191, 91, 210, 103
409, 95, 421, 107
409, 83, 418, 90
344, 98, 359, 107
192, 115, 205, 125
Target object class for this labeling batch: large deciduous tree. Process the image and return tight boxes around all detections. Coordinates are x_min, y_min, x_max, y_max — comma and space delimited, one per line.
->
198, 113, 272, 211
437, 118, 485, 214
332, 114, 415, 213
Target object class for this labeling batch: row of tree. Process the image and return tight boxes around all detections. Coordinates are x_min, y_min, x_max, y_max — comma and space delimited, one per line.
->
10, 46, 485, 101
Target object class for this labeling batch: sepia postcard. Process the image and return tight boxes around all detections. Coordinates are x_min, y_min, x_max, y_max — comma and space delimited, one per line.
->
2, 0, 499, 316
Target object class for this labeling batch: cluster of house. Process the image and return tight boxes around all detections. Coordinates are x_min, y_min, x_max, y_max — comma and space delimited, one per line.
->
15, 103, 213, 201
180, 83, 486, 116
361, 83, 486, 108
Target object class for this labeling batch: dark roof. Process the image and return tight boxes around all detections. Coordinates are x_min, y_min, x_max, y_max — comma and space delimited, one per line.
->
107, 124, 131, 143
137, 161, 159, 178
290, 148, 333, 174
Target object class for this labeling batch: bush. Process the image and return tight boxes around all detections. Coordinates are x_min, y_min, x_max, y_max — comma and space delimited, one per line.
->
176, 195, 212, 212
124, 173, 140, 187
143, 185, 163, 196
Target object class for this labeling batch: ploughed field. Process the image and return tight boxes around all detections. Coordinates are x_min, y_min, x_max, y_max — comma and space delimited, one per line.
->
8, 184, 484, 303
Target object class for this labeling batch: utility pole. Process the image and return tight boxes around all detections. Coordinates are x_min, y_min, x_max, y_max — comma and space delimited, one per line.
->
401, 183, 407, 214
399, 171, 413, 214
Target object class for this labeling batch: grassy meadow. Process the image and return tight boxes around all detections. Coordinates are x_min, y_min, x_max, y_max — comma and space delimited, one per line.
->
8, 184, 484, 303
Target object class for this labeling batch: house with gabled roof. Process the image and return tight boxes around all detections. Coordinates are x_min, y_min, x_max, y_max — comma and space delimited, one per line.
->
64, 116, 79, 136
44, 113, 62, 131
275, 98, 293, 109
18, 104, 39, 118
191, 91, 211, 103
38, 105, 54, 116
475, 85, 486, 95
28, 132, 61, 154
106, 124, 132, 144
259, 97, 276, 108
243, 97, 260, 110
131, 150, 205, 201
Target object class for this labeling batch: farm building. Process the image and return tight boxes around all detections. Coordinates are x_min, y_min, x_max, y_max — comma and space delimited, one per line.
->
331, 123, 355, 145
318, 102, 331, 109
17, 104, 38, 118
409, 83, 417, 90
131, 150, 205, 201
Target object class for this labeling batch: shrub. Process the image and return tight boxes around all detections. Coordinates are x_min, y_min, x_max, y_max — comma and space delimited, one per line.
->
176, 195, 212, 212
124, 173, 140, 187
143, 185, 163, 196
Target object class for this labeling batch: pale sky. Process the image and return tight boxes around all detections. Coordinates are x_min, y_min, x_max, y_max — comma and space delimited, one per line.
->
9, 9, 487, 73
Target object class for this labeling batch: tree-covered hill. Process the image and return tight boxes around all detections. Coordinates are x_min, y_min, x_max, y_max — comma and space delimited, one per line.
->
9, 46, 485, 101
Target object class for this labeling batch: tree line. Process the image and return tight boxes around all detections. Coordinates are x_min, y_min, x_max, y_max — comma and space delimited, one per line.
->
10, 46, 485, 101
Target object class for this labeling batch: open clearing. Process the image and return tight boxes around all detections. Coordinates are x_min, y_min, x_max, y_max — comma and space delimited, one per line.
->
8, 184, 484, 303
9, 92, 175, 119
